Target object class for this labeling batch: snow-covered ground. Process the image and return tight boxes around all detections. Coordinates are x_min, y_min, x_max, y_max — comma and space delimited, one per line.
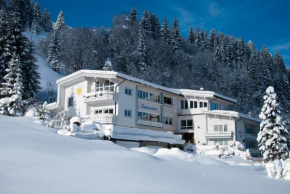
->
0, 115, 289, 194
23, 31, 63, 89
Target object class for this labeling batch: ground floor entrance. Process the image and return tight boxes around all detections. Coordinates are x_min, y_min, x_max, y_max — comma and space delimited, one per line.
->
181, 133, 194, 144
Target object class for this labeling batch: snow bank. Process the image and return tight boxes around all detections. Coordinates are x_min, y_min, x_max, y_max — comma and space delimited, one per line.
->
1, 115, 290, 194
111, 126, 185, 144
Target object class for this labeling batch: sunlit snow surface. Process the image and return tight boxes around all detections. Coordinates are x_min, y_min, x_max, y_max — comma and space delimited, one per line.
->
0, 115, 289, 194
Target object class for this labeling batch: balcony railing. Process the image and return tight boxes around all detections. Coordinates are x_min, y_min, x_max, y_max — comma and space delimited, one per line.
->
83, 92, 118, 103
204, 131, 233, 139
245, 133, 257, 140
137, 120, 163, 128
88, 114, 118, 124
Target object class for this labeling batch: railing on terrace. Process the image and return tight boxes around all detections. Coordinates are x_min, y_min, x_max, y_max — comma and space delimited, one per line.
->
83, 92, 118, 103
88, 114, 118, 124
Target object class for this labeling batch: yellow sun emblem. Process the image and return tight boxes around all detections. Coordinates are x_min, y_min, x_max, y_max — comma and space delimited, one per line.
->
76, 87, 82, 95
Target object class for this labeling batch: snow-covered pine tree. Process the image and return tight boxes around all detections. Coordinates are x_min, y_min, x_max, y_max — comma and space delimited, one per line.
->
136, 29, 147, 71
208, 28, 216, 51
194, 27, 200, 47
30, 2, 41, 34
0, 53, 24, 116
140, 9, 151, 35
47, 33, 60, 72
161, 18, 170, 44
149, 13, 160, 39
54, 11, 66, 31
22, 40, 41, 102
129, 7, 138, 22
102, 58, 113, 71
257, 86, 290, 163
170, 17, 181, 51
187, 26, 194, 44
40, 9, 53, 32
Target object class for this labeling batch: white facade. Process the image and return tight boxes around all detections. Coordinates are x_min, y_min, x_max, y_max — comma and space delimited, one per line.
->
55, 70, 261, 153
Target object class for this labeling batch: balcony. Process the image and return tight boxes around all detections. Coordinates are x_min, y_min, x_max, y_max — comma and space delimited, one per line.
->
83, 92, 118, 103
137, 120, 163, 128
88, 114, 118, 124
245, 133, 257, 140
204, 131, 233, 139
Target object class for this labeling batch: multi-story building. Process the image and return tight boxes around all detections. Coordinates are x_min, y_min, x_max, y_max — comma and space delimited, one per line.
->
55, 70, 261, 155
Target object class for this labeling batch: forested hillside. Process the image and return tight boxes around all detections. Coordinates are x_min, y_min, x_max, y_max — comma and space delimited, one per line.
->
0, 0, 289, 117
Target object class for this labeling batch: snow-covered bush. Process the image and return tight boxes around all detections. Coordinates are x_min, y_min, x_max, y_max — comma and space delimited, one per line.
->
69, 116, 82, 132
36, 102, 49, 121
183, 142, 196, 153
282, 159, 290, 180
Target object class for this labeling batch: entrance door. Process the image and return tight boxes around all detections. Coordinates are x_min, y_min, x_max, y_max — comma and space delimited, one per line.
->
182, 133, 194, 143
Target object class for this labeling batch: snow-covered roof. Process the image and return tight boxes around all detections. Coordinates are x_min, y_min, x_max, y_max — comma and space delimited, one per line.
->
56, 70, 237, 102
180, 89, 237, 104
56, 70, 180, 95
203, 110, 261, 122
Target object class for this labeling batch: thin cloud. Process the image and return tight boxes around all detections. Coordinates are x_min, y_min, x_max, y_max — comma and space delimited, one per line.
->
271, 41, 290, 51
208, 2, 222, 17
171, 7, 196, 32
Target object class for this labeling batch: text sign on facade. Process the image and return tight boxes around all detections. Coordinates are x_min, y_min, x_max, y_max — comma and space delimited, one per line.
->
138, 101, 160, 114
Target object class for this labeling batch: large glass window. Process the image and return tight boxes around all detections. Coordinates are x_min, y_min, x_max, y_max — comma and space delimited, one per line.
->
138, 111, 160, 122
210, 102, 220, 110
104, 80, 114, 92
214, 140, 228, 146
181, 100, 189, 109
180, 119, 193, 129
213, 124, 228, 132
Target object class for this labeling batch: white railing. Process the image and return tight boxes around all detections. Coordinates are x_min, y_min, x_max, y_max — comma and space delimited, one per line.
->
204, 131, 233, 139
137, 120, 163, 128
89, 114, 118, 124
83, 92, 118, 103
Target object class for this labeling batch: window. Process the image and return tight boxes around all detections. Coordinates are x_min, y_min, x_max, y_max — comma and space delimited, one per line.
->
163, 117, 173, 125
164, 97, 172, 105
68, 97, 73, 107
124, 109, 132, 117
104, 80, 114, 92
138, 111, 160, 122
200, 102, 203, 108
204, 102, 208, 108
210, 102, 220, 110
190, 101, 193, 108
181, 119, 193, 129
194, 101, 198, 108
214, 140, 228, 146
103, 109, 114, 114
94, 109, 103, 114
95, 81, 103, 92
181, 100, 189, 109
213, 124, 228, 132
125, 88, 132, 96
138, 90, 160, 103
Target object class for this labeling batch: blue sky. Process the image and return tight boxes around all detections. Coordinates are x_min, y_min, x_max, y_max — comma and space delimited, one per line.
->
37, 0, 290, 65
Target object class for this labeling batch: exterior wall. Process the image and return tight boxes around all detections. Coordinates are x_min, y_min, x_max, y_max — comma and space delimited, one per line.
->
116, 80, 137, 128
63, 78, 88, 118
236, 118, 259, 149
205, 115, 235, 146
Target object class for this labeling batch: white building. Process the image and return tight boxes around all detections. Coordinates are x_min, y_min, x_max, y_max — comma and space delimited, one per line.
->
55, 70, 261, 155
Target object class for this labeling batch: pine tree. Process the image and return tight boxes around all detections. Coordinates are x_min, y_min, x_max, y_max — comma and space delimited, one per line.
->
140, 9, 151, 35
170, 17, 181, 51
136, 30, 147, 71
149, 13, 160, 39
257, 86, 290, 163
194, 27, 200, 47
22, 40, 41, 101
47, 33, 60, 72
0, 53, 24, 116
161, 18, 170, 44
54, 11, 66, 31
187, 26, 194, 44
31, 2, 41, 34
36, 101, 48, 121
30, 19, 39, 34
41, 9, 53, 32
129, 7, 138, 22
208, 28, 216, 51
102, 58, 113, 71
